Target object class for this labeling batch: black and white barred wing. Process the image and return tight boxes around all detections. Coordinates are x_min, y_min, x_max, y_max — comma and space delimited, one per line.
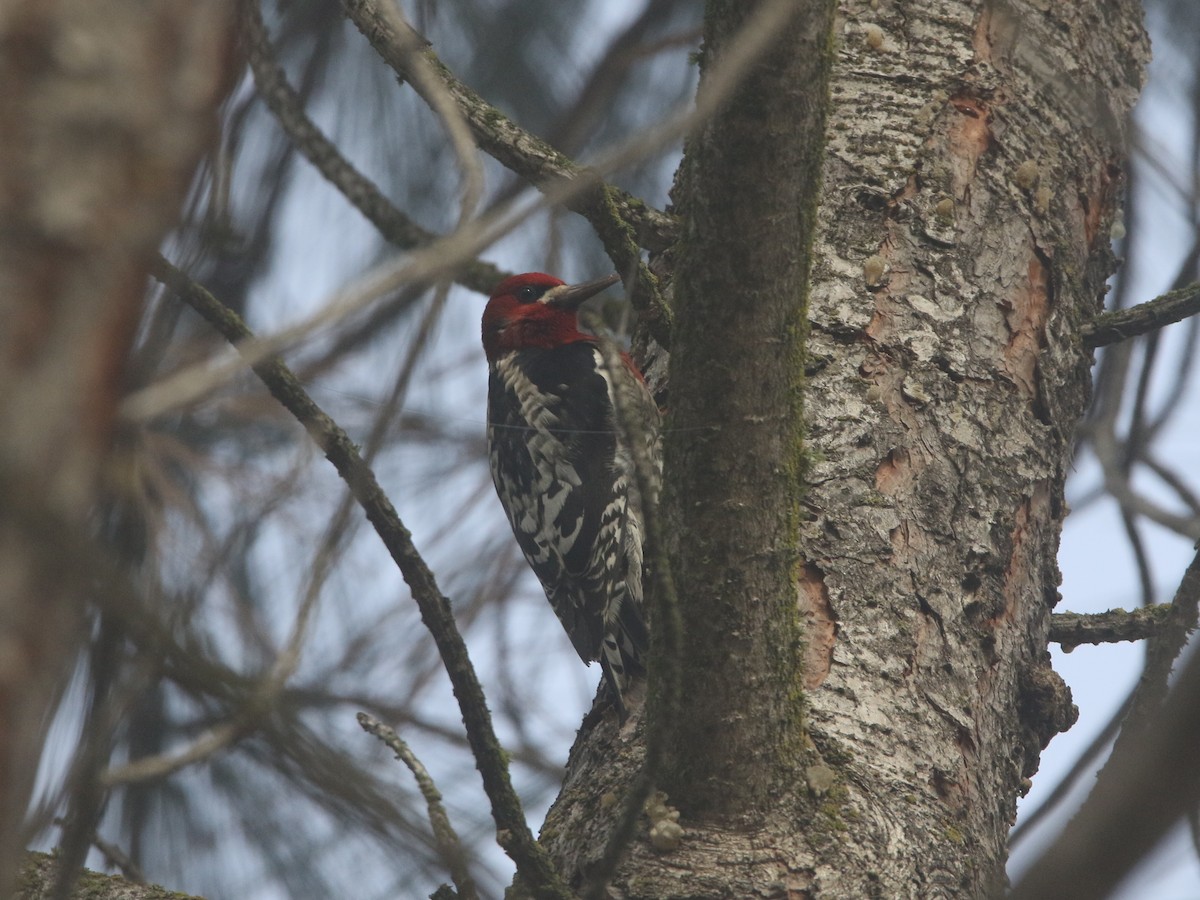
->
487, 343, 647, 669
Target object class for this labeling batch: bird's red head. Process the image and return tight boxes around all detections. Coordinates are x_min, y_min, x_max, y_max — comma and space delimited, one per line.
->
482, 272, 620, 360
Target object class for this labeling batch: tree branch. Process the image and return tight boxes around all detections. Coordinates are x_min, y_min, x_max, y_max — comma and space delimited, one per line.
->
358, 714, 478, 900
1048, 605, 1177, 650
242, 0, 504, 294
1082, 281, 1200, 349
1111, 548, 1200, 751
151, 256, 573, 900
340, 0, 677, 254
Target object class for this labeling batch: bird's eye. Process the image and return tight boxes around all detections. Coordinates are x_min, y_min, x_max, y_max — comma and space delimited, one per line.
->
516, 285, 544, 302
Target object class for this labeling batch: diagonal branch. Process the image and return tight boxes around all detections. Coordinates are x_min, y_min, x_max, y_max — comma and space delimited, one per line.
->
341, 0, 677, 255
359, 714, 479, 900
242, 0, 504, 294
151, 255, 573, 900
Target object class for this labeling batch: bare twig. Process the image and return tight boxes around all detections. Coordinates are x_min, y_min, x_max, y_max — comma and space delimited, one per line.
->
1092, 419, 1200, 540
1082, 281, 1200, 349
101, 721, 242, 787
1111, 548, 1200, 749
150, 257, 573, 900
548, 1, 700, 156
358, 713, 478, 900
92, 834, 147, 884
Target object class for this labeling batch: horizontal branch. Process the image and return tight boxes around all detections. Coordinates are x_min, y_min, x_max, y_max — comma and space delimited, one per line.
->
1082, 281, 1200, 349
1049, 605, 1176, 650
152, 256, 572, 900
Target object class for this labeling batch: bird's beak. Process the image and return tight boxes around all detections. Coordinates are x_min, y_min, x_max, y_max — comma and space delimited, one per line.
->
544, 273, 621, 310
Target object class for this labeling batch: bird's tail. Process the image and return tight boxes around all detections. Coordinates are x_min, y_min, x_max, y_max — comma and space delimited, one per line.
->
599, 591, 648, 721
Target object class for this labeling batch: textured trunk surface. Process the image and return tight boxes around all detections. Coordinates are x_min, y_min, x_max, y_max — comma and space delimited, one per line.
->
539, 0, 1148, 897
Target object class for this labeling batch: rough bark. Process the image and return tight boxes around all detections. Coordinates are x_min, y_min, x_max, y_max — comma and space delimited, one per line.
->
540, 0, 1148, 897
659, 0, 836, 819
0, 2, 235, 892
15, 852, 202, 900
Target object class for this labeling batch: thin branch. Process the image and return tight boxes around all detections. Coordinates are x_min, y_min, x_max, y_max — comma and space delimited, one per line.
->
150, 256, 573, 900
1092, 419, 1200, 540
1111, 548, 1200, 750
91, 834, 147, 884
241, 0, 503, 294
101, 721, 242, 787
548, 2, 698, 156
1083, 281, 1200, 349
1049, 605, 1177, 650
266, 284, 449, 701
1145, 454, 1200, 517
358, 713, 478, 900
365, 3, 483, 227
341, 0, 677, 253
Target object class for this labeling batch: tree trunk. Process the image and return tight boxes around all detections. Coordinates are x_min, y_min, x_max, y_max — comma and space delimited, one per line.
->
540, 0, 1148, 896
0, 2, 235, 892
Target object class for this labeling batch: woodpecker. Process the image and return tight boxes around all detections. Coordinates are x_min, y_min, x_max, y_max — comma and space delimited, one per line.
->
483, 272, 661, 719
